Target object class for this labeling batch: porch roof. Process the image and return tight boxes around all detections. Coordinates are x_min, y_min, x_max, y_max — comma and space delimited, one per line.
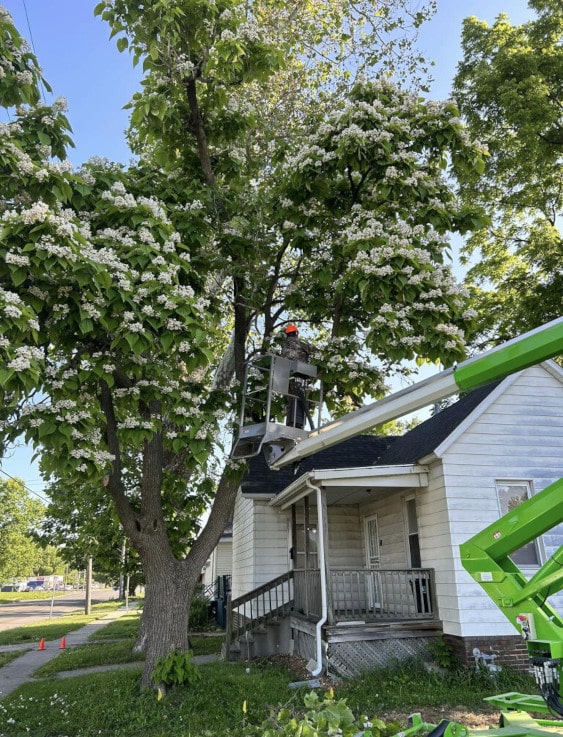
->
270, 464, 428, 509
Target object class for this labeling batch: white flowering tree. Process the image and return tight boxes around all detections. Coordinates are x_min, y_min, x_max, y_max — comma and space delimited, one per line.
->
1, 1, 487, 688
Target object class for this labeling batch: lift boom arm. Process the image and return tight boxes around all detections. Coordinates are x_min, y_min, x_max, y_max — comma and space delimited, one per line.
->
271, 317, 563, 469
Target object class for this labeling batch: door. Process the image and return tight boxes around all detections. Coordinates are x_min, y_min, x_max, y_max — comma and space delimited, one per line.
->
364, 514, 381, 609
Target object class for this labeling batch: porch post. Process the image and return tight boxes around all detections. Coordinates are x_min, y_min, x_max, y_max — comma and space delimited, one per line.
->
224, 593, 232, 662
318, 486, 334, 625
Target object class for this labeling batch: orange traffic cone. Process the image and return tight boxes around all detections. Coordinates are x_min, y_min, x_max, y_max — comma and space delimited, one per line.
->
60, 636, 66, 650
38, 638, 45, 651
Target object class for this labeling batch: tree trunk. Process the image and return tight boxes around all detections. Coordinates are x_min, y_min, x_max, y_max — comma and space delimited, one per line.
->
135, 553, 199, 689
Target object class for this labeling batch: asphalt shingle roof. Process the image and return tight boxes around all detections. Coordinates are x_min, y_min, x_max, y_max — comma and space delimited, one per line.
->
241, 435, 396, 496
375, 380, 502, 466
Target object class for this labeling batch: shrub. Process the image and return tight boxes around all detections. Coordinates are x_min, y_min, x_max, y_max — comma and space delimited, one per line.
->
189, 586, 211, 630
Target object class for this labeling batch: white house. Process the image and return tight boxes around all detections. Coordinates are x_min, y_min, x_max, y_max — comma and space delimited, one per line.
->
225, 362, 563, 676
201, 521, 232, 591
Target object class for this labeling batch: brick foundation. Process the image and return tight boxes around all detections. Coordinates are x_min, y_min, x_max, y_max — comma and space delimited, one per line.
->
444, 633, 530, 672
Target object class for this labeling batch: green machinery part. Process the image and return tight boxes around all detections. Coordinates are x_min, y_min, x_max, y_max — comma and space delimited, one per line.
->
460, 477, 563, 720
391, 478, 563, 737
271, 317, 563, 469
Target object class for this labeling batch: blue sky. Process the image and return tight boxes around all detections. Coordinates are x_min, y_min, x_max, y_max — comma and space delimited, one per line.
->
0, 0, 532, 495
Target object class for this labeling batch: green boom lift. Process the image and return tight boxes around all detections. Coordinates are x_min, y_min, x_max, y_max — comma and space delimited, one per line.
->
234, 317, 563, 736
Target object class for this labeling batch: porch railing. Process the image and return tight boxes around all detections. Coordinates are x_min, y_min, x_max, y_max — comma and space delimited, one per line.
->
293, 568, 436, 622
224, 571, 294, 658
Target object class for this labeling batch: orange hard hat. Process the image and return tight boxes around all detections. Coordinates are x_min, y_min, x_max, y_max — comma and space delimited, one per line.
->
285, 324, 298, 334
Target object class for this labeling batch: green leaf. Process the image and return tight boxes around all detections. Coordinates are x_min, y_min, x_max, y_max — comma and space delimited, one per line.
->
11, 268, 27, 286
38, 421, 56, 438
79, 318, 94, 335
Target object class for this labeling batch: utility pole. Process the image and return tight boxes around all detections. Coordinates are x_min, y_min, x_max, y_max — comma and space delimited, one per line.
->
84, 556, 92, 615
119, 539, 126, 601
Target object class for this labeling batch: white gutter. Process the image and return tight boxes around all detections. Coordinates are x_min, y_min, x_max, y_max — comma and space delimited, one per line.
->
271, 369, 458, 469
306, 476, 328, 678
271, 465, 428, 511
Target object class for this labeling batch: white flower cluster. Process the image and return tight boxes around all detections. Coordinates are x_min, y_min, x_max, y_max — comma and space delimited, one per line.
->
7, 345, 43, 371
20, 200, 50, 224
36, 234, 77, 262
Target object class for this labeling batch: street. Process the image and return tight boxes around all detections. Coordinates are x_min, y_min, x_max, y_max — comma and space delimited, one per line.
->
0, 588, 119, 632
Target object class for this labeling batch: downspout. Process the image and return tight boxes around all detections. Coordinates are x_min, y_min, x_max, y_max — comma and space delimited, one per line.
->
306, 476, 328, 677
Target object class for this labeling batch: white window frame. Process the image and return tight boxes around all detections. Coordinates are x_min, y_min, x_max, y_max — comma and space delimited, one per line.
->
495, 480, 544, 568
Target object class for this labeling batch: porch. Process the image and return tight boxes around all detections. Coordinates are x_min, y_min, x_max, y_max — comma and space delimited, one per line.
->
294, 566, 435, 623
224, 565, 441, 671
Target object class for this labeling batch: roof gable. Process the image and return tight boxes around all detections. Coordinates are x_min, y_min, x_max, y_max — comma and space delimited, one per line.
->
375, 379, 502, 466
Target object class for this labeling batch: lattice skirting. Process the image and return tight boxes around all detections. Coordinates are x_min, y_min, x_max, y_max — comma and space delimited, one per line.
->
327, 635, 437, 678
293, 627, 438, 678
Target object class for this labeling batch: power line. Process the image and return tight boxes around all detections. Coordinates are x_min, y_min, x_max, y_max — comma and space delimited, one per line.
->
21, 0, 47, 104
0, 467, 49, 504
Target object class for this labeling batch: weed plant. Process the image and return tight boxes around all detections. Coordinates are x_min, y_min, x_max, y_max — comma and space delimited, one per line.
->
189, 586, 212, 630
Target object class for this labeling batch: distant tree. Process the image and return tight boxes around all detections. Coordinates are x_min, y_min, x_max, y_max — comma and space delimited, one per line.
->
40, 476, 143, 591
0, 477, 55, 580
453, 1, 563, 345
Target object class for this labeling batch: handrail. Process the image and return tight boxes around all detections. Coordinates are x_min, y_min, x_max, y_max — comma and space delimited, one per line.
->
230, 570, 293, 609
224, 571, 294, 660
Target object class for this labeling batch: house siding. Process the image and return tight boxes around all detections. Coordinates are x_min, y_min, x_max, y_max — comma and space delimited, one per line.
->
436, 366, 563, 641
254, 502, 291, 584
231, 490, 290, 599
326, 506, 364, 568
215, 542, 232, 578
231, 491, 256, 599
202, 540, 232, 588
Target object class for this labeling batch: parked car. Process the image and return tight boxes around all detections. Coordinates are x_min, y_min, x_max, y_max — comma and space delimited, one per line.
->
1, 584, 17, 592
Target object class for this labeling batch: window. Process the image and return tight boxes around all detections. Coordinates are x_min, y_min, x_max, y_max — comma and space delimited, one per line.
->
293, 524, 318, 569
291, 499, 318, 570
404, 496, 421, 568
495, 481, 540, 566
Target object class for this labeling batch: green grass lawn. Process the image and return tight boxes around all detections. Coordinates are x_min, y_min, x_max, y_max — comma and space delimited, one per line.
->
86, 607, 141, 641
0, 644, 539, 737
0, 661, 298, 737
340, 659, 535, 714
0, 651, 26, 668
34, 640, 145, 676
34, 634, 220, 676
0, 600, 127, 646
0, 591, 66, 604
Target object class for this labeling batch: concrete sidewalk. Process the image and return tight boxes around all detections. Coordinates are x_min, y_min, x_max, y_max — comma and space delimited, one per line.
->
0, 606, 138, 700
